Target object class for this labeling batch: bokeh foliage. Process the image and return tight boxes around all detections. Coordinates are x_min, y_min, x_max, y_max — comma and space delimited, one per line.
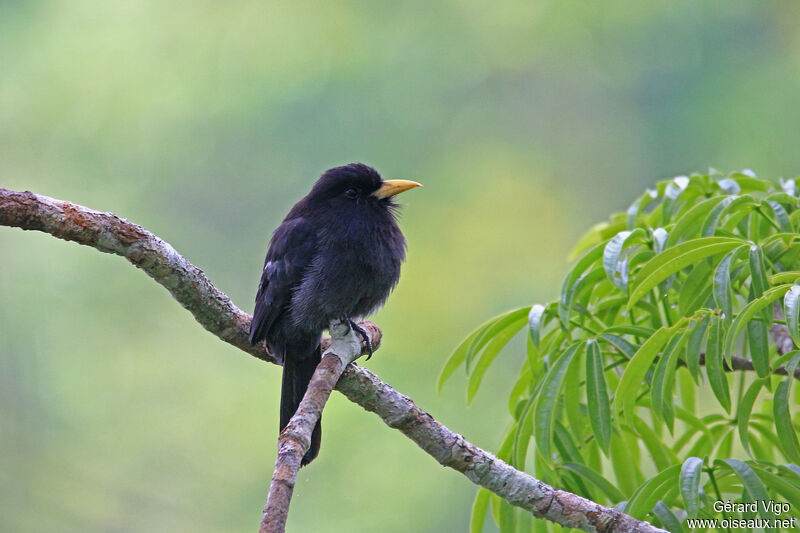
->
443, 172, 800, 532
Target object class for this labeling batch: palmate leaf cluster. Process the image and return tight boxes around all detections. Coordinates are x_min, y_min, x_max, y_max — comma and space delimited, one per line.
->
440, 171, 800, 532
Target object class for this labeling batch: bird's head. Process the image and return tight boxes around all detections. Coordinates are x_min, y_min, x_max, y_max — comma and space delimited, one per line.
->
308, 163, 422, 213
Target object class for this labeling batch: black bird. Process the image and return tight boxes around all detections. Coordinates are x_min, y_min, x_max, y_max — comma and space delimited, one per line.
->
249, 163, 421, 466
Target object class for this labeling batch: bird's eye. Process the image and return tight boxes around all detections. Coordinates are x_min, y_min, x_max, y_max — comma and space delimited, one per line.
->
344, 187, 358, 199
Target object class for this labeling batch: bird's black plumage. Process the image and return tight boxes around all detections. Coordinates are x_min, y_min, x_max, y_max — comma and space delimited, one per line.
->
249, 163, 418, 465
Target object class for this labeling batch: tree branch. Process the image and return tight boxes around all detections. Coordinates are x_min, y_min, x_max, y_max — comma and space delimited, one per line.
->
260, 320, 378, 533
336, 367, 663, 532
0, 188, 666, 533
729, 354, 800, 380
771, 303, 795, 357
0, 189, 268, 361
693, 353, 800, 380
692, 306, 800, 380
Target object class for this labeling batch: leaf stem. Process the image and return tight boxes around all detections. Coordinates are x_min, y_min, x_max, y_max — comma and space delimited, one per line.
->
754, 206, 782, 232
706, 468, 732, 533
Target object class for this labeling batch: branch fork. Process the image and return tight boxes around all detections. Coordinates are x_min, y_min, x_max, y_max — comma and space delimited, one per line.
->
260, 320, 380, 533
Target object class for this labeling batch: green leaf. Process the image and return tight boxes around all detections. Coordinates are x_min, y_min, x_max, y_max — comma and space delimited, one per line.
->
614, 321, 686, 427
585, 339, 611, 453
680, 457, 704, 518
717, 177, 742, 194
508, 362, 531, 416
532, 517, 547, 533
705, 315, 731, 413
534, 327, 564, 370
766, 190, 799, 206
678, 367, 696, 414
494, 425, 517, 466
662, 175, 693, 223
628, 237, 743, 308
770, 271, 800, 285
748, 267, 774, 375
512, 370, 548, 469
652, 501, 685, 533
603, 229, 647, 291
780, 176, 798, 195
553, 421, 589, 472
533, 343, 582, 462
749, 245, 770, 298
440, 306, 534, 392
768, 200, 794, 233
774, 349, 799, 370
512, 396, 535, 468
725, 284, 792, 356
601, 324, 655, 338
749, 465, 800, 512
784, 286, 800, 349
564, 348, 585, 443
730, 172, 775, 193
776, 243, 800, 270
665, 196, 726, 248
568, 217, 627, 260
496, 496, 516, 533
684, 425, 727, 459
627, 189, 659, 229
610, 431, 639, 495
599, 333, 638, 359
783, 463, 800, 480
715, 426, 734, 459
468, 315, 527, 403
525, 334, 540, 382
774, 353, 800, 463
651, 329, 689, 431
737, 378, 767, 457
553, 423, 596, 499
563, 267, 606, 323
467, 307, 531, 371
470, 489, 491, 533
672, 426, 701, 455
678, 261, 713, 316
701, 195, 758, 236
675, 406, 714, 443
515, 509, 531, 533
594, 294, 627, 315
439, 318, 493, 391
561, 463, 626, 504
652, 227, 668, 253
685, 315, 709, 382
719, 459, 776, 526
749, 209, 765, 241
747, 318, 771, 378
633, 417, 679, 470
586, 438, 603, 477
713, 247, 744, 320
751, 421, 784, 455
528, 304, 546, 348
625, 464, 682, 519
560, 243, 606, 325
763, 231, 800, 247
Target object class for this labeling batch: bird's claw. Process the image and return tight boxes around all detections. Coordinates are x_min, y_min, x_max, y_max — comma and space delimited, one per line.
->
348, 319, 373, 360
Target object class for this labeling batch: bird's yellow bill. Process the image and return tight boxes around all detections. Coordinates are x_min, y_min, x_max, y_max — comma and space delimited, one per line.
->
372, 180, 423, 199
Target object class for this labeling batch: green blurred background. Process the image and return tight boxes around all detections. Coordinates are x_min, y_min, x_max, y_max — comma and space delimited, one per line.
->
2, 1, 799, 531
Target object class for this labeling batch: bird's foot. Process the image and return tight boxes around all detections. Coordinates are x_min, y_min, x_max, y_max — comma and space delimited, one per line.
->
326, 319, 363, 366
347, 319, 373, 360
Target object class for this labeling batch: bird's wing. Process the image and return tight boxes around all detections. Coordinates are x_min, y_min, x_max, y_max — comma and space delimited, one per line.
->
249, 216, 317, 345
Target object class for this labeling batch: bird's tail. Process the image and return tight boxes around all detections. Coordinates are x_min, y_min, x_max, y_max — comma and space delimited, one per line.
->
280, 345, 322, 466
